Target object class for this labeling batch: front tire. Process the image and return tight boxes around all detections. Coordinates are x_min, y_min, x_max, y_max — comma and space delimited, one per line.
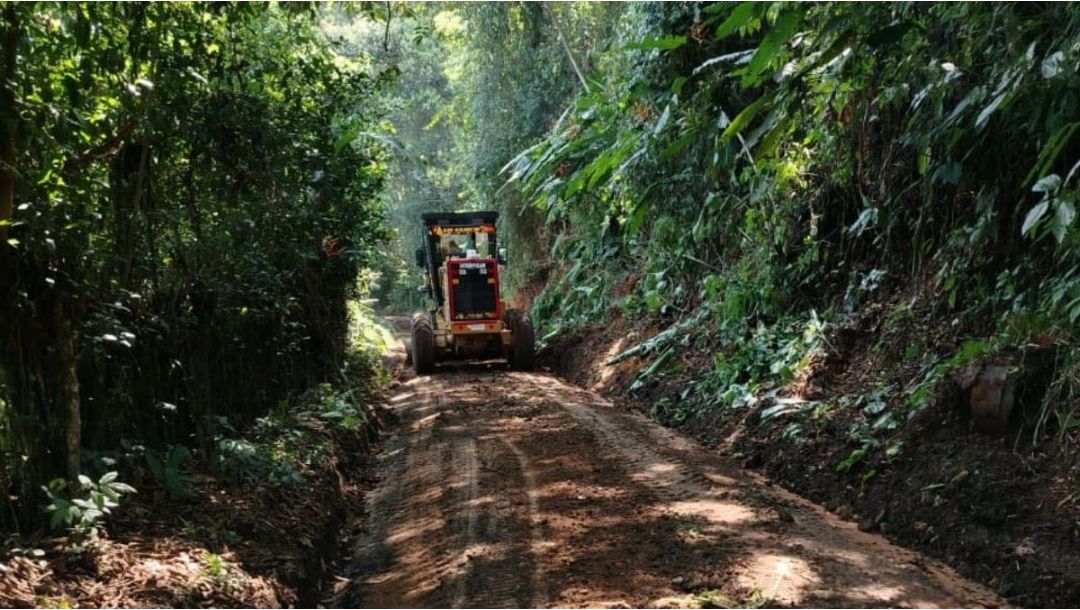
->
504, 309, 535, 371
411, 312, 436, 375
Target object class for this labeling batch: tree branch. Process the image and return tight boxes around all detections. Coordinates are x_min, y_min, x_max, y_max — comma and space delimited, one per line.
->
63, 120, 137, 172
541, 2, 590, 93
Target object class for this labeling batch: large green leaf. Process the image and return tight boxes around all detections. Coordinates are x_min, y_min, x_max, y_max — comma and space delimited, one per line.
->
743, 9, 803, 86
713, 2, 760, 40
1033, 174, 1062, 194
974, 91, 1007, 130
659, 129, 697, 162
1026, 124, 1079, 186
625, 35, 687, 51
1022, 200, 1050, 236
720, 96, 768, 143
1053, 199, 1076, 243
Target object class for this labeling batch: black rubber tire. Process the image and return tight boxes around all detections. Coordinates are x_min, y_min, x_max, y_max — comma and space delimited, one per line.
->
411, 312, 436, 375
504, 309, 536, 371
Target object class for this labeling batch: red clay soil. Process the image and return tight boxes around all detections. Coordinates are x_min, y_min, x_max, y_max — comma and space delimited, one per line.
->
539, 306, 1080, 608
332, 332, 1004, 608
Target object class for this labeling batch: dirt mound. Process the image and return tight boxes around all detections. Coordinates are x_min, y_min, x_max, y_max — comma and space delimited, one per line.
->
538, 317, 648, 392
539, 306, 1080, 607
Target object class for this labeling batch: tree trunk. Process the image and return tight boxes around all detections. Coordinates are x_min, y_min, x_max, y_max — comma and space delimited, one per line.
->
55, 301, 81, 482
0, 5, 18, 246
541, 2, 590, 93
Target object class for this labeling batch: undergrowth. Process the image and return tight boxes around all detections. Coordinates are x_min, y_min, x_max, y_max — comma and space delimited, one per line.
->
16, 301, 392, 548
515, 2, 1080, 458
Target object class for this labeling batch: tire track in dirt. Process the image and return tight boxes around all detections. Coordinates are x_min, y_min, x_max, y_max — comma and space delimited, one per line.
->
449, 437, 480, 609
339, 348, 1006, 609
462, 436, 536, 608
347, 380, 454, 608
504, 438, 549, 608
342, 370, 539, 608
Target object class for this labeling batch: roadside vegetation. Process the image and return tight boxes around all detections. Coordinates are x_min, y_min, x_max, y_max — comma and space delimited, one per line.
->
1, 3, 395, 606
510, 2, 1080, 445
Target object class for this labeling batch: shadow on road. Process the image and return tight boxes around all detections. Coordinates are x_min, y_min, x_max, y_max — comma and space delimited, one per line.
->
335, 331, 1003, 609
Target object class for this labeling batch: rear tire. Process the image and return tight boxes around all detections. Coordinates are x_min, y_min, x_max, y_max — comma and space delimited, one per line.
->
411, 312, 436, 375
504, 309, 535, 371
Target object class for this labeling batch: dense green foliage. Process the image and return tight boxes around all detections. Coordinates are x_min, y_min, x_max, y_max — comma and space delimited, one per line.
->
506, 3, 1080, 440
516, 2, 1080, 319
0, 2, 391, 530
327, 2, 1080, 453
352, 2, 1080, 451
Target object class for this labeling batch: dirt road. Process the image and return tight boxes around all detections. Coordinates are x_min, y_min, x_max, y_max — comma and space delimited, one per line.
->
338, 334, 1005, 608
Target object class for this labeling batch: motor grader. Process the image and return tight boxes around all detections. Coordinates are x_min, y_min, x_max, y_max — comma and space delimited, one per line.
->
408, 211, 535, 374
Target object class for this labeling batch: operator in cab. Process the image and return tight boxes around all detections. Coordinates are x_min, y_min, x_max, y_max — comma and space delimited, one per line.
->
447, 239, 466, 258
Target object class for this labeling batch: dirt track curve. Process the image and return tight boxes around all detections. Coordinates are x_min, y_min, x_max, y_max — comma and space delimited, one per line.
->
337, 325, 1006, 608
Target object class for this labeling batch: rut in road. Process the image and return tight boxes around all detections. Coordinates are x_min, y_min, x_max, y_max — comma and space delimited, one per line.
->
339, 358, 1005, 608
